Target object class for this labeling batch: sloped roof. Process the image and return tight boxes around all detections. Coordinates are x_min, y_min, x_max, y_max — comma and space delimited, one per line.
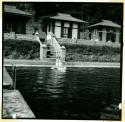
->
87, 20, 121, 28
50, 13, 87, 23
4, 5, 32, 17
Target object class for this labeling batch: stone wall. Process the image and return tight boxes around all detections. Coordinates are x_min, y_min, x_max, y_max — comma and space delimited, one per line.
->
4, 33, 36, 41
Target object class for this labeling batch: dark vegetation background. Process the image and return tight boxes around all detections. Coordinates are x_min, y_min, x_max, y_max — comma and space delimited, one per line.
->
4, 40, 40, 59
4, 2, 123, 32
4, 40, 120, 62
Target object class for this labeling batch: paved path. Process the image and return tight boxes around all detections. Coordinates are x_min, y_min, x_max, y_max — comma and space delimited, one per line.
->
4, 59, 54, 66
3, 67, 13, 86
4, 59, 120, 68
3, 90, 35, 118
3, 65, 35, 118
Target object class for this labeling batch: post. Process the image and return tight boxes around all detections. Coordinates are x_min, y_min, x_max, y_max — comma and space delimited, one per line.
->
14, 66, 16, 90
10, 32, 16, 39
97, 31, 99, 41
40, 44, 47, 60
102, 29, 107, 42
46, 32, 52, 44
61, 46, 66, 62
91, 31, 93, 41
115, 32, 120, 43
12, 65, 16, 90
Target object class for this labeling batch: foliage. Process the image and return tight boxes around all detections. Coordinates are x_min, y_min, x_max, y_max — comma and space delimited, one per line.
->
61, 44, 120, 62
5, 3, 122, 31
63, 43, 120, 55
65, 53, 120, 62
3, 40, 120, 62
32, 3, 122, 25
4, 40, 40, 59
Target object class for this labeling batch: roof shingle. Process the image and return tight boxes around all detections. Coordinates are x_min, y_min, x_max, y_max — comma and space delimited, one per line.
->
50, 13, 87, 23
87, 20, 121, 28
4, 5, 32, 17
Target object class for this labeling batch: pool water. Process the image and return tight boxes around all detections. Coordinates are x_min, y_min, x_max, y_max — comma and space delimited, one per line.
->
6, 67, 121, 120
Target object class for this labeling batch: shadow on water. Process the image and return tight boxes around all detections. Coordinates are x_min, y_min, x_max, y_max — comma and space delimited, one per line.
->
5, 67, 121, 120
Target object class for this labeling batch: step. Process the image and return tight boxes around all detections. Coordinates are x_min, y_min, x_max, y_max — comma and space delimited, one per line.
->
47, 50, 56, 58
47, 54, 56, 58
45, 58, 56, 62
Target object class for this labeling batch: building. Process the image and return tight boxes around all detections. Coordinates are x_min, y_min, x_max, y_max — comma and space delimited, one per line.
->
86, 20, 121, 43
4, 5, 34, 34
46, 13, 87, 39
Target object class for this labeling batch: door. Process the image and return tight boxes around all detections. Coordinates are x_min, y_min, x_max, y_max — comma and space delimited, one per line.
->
72, 28, 78, 39
55, 26, 61, 38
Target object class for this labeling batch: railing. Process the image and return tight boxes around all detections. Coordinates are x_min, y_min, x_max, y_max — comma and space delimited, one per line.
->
35, 36, 43, 47
48, 34, 62, 58
52, 37, 62, 58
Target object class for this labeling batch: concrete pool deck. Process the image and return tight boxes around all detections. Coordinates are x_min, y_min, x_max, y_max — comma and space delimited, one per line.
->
3, 67, 35, 118
4, 59, 120, 68
3, 89, 35, 118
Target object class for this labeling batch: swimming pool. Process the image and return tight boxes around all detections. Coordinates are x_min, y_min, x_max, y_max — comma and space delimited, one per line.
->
6, 67, 121, 120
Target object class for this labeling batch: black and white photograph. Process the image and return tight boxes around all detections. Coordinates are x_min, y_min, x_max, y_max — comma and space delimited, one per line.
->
2, 2, 123, 120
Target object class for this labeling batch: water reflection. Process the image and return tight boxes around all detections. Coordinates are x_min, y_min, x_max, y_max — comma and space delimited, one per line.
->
6, 67, 121, 119
45, 69, 66, 98
36, 68, 66, 99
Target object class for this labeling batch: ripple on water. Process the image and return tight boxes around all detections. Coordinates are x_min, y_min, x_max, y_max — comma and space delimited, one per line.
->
6, 67, 121, 120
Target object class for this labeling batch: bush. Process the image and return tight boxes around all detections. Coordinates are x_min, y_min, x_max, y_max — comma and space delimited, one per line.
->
61, 43, 120, 55
3, 40, 120, 62
4, 39, 40, 59
61, 44, 120, 62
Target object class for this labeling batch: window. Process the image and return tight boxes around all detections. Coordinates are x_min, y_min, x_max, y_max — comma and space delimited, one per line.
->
63, 27, 69, 38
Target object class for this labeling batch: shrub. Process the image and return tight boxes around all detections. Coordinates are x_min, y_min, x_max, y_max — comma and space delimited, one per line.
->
61, 44, 120, 55
3, 40, 120, 62
4, 39, 40, 59
62, 44, 120, 62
